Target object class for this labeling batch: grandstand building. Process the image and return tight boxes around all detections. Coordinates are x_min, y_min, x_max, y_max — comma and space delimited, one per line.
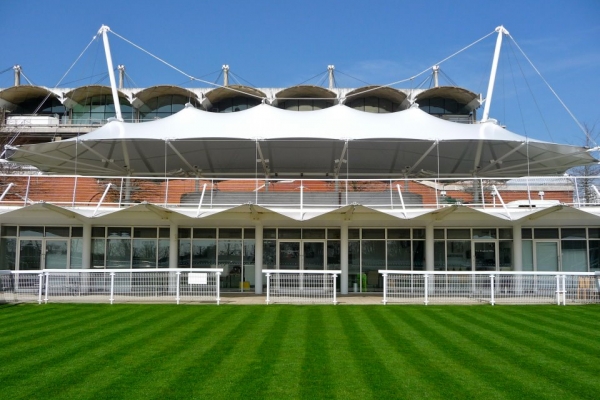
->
1, 26, 599, 294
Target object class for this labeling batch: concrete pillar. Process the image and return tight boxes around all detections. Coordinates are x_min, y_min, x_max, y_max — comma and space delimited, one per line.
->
254, 224, 263, 294
425, 223, 434, 271
82, 223, 92, 269
340, 222, 349, 294
169, 222, 178, 268
512, 224, 522, 272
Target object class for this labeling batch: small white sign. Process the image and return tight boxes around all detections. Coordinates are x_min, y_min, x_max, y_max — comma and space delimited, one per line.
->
188, 272, 208, 285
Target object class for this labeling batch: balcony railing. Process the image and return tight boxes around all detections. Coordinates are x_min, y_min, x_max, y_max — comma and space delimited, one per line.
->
0, 174, 598, 210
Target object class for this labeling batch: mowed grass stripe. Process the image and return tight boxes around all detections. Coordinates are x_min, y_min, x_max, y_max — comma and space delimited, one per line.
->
46, 306, 223, 399
499, 306, 600, 340
77, 305, 232, 400
421, 307, 570, 399
119, 306, 257, 399
3, 305, 182, 400
362, 307, 451, 399
169, 306, 275, 399
264, 306, 310, 397
461, 307, 599, 368
223, 306, 295, 399
402, 306, 508, 399
336, 306, 412, 399
0, 304, 152, 383
450, 307, 600, 398
1, 304, 599, 400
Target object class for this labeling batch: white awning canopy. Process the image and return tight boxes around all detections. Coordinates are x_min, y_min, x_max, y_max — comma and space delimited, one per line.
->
6, 104, 598, 178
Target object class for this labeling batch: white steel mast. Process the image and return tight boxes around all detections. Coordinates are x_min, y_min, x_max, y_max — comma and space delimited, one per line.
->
99, 25, 123, 121
481, 25, 509, 122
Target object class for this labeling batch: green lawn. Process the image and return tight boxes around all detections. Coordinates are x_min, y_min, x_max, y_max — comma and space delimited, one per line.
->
0, 304, 599, 400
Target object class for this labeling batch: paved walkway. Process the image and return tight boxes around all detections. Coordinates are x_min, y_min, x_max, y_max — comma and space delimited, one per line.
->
218, 293, 384, 305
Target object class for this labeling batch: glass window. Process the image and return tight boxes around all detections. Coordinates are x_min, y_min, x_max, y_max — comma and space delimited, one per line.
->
134, 228, 157, 238
0, 238, 16, 270
362, 229, 385, 240
434, 241, 446, 270
387, 240, 411, 270
19, 226, 44, 237
193, 228, 216, 239
1, 226, 17, 236
327, 229, 341, 240
413, 229, 426, 239
327, 241, 340, 269
72, 227, 83, 238
589, 228, 600, 239
178, 228, 191, 239
413, 241, 425, 271
218, 240, 242, 266
472, 229, 496, 239
362, 240, 385, 272
447, 240, 471, 271
178, 239, 191, 267
219, 228, 242, 239
561, 228, 586, 239
534, 228, 559, 239
522, 241, 533, 271
499, 229, 512, 239
303, 229, 325, 239
159, 228, 170, 238
447, 229, 470, 239
499, 241, 513, 271
278, 229, 301, 239
44, 227, 70, 238
92, 239, 106, 268
70, 239, 83, 269
158, 239, 170, 267
264, 229, 276, 239
388, 229, 410, 239
108, 227, 131, 238
106, 239, 131, 268
434, 229, 445, 239
192, 239, 216, 267
589, 241, 600, 271
244, 229, 255, 239
522, 228, 532, 239
561, 240, 587, 272
92, 227, 106, 237
132, 239, 157, 268
348, 229, 360, 240
263, 240, 276, 267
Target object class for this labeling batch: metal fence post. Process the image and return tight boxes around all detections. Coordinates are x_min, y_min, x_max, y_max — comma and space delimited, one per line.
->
333, 274, 338, 305
216, 271, 221, 305
44, 272, 49, 304
266, 272, 271, 304
490, 274, 495, 306
109, 272, 115, 304
382, 272, 388, 305
38, 273, 43, 304
424, 274, 429, 306
176, 271, 181, 305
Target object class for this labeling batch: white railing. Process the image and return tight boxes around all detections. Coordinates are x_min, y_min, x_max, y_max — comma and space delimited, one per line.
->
0, 269, 222, 305
263, 269, 340, 304
0, 174, 597, 210
380, 270, 600, 305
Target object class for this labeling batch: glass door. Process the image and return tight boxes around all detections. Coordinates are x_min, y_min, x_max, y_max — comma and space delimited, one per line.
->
19, 239, 43, 270
303, 242, 325, 270
279, 242, 300, 269
536, 242, 560, 271
45, 240, 69, 269
474, 242, 497, 271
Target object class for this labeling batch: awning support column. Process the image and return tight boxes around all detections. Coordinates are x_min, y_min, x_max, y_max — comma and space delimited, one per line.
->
340, 222, 349, 295
255, 223, 263, 294
99, 25, 123, 121
425, 223, 434, 271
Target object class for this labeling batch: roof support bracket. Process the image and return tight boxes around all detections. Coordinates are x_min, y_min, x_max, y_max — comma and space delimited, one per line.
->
405, 141, 438, 175
93, 183, 114, 217
491, 185, 511, 220
396, 184, 407, 219
255, 141, 270, 177
195, 183, 207, 218
0, 183, 15, 203
334, 140, 349, 179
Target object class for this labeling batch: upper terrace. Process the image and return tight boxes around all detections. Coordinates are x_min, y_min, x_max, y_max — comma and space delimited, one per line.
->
0, 174, 596, 222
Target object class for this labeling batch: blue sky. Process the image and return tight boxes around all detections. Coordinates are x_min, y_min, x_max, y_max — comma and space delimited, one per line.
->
1, 0, 599, 145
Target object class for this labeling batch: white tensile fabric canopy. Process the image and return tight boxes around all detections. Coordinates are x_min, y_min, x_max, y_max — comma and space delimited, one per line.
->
6, 104, 598, 178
